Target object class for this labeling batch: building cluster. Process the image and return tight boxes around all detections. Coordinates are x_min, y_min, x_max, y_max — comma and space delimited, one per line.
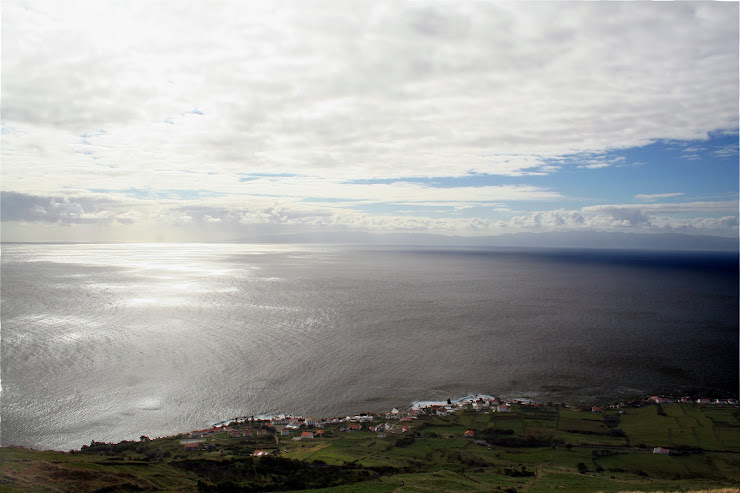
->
646, 396, 737, 406
178, 393, 737, 453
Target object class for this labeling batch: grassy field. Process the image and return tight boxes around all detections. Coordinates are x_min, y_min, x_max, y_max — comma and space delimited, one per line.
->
1, 403, 739, 492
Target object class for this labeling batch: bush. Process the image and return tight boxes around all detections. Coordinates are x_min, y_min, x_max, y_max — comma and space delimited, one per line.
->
394, 436, 415, 448
502, 466, 535, 477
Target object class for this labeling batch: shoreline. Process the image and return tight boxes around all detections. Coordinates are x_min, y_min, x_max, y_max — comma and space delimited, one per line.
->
203, 391, 738, 443
4, 391, 738, 453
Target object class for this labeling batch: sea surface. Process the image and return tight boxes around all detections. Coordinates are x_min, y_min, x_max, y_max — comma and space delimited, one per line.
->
1, 243, 737, 451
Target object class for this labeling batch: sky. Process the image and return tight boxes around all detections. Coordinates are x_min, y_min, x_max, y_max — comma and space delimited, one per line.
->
1, 1, 738, 245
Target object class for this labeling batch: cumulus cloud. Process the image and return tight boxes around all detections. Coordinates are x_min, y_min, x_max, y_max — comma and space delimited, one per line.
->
3, 192, 737, 242
578, 202, 739, 236
0, 191, 132, 225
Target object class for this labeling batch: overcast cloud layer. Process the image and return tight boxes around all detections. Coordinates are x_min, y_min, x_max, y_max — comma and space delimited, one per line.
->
2, 1, 738, 244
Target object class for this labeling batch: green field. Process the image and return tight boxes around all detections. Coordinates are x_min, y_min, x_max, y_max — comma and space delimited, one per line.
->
2, 403, 739, 492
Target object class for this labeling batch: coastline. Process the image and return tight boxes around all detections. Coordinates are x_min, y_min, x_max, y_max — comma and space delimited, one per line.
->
4, 391, 739, 492
200, 392, 738, 447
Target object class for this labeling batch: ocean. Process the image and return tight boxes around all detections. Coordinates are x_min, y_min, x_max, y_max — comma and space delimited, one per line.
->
1, 243, 737, 451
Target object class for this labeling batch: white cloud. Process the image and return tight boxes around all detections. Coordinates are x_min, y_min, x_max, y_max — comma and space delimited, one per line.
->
578, 163, 610, 170
635, 192, 685, 201
1, 1, 738, 242
713, 144, 739, 159
583, 201, 738, 215
2, 1, 738, 185
3, 192, 737, 242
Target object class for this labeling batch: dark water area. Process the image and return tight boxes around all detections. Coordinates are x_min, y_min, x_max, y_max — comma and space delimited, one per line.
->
1, 243, 737, 450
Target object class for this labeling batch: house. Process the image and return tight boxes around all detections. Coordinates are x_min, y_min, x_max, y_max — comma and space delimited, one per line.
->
315, 430, 325, 437
591, 407, 603, 413
653, 447, 671, 455
697, 398, 711, 404
184, 443, 199, 451
190, 429, 213, 438
473, 400, 487, 411
348, 423, 362, 431
281, 428, 291, 436
464, 430, 475, 437
305, 417, 318, 427
301, 431, 314, 439
253, 450, 268, 456
497, 405, 511, 413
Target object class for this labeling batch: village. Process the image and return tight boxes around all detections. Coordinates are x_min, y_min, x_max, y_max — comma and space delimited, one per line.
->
178, 393, 739, 457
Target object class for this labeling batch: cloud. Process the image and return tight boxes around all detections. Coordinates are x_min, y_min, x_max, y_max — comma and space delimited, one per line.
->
2, 1, 738, 186
635, 192, 685, 201
0, 191, 132, 225
576, 202, 739, 236
1, 2, 738, 243
713, 144, 739, 159
578, 163, 611, 170
583, 201, 738, 215
3, 192, 737, 242
503, 202, 739, 238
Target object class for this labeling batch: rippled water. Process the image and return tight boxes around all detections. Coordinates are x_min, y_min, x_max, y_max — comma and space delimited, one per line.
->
1, 243, 737, 450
